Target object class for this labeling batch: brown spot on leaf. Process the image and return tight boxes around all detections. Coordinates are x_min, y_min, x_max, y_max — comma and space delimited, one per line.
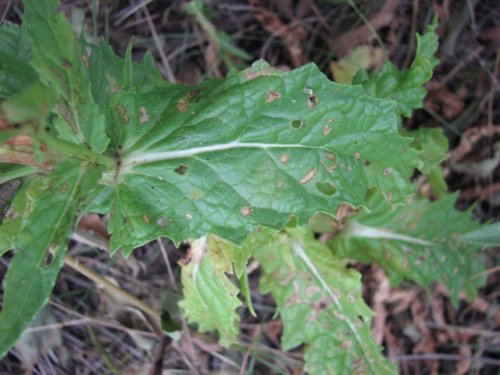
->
240, 206, 253, 216
326, 152, 335, 160
143, 215, 150, 223
354, 152, 361, 159
285, 282, 302, 307
300, 166, 317, 184
176, 90, 201, 112
62, 59, 72, 69
246, 66, 274, 80
176, 98, 189, 113
327, 118, 334, 123
266, 90, 281, 103
384, 167, 393, 176
386, 192, 393, 203
139, 106, 149, 123
280, 153, 289, 164
323, 125, 331, 135
82, 54, 90, 69
312, 296, 331, 312
116, 104, 129, 124
156, 216, 168, 228
341, 340, 352, 350
60, 183, 68, 194
320, 160, 337, 173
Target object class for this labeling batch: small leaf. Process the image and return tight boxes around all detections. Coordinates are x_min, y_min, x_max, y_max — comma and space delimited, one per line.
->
253, 228, 397, 374
353, 17, 439, 117
178, 238, 241, 347
329, 192, 485, 305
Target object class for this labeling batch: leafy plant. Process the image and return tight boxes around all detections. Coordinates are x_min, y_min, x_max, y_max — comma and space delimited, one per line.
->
0, 1, 488, 373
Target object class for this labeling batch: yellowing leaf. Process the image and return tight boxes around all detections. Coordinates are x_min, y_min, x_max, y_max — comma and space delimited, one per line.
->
330, 45, 384, 84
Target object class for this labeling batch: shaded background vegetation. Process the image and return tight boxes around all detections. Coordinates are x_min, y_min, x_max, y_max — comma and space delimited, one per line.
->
0, 0, 499, 374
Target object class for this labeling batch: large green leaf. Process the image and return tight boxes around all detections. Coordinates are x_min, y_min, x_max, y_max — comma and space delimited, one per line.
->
0, 162, 99, 358
108, 60, 419, 256
179, 236, 242, 347
353, 18, 439, 117
329, 192, 485, 305
253, 228, 397, 374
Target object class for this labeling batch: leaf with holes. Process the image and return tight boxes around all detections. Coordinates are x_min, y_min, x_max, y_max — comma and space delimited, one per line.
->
108, 59, 420, 256
253, 228, 397, 374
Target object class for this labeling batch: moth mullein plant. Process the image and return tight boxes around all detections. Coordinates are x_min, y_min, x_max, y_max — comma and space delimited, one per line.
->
0, 1, 487, 373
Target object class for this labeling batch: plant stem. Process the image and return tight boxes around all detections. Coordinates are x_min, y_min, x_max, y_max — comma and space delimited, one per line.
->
64, 254, 161, 332
39, 131, 115, 168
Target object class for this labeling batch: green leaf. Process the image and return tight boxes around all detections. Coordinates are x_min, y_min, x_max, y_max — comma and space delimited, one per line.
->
23, 0, 110, 153
0, 164, 37, 185
253, 228, 397, 374
0, 162, 98, 358
460, 223, 500, 246
2, 81, 58, 123
353, 17, 439, 117
178, 237, 241, 347
109, 61, 419, 255
0, 23, 37, 97
329, 192, 485, 305
407, 127, 448, 174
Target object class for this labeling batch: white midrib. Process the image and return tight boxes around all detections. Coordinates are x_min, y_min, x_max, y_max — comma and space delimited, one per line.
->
122, 141, 313, 168
346, 221, 436, 246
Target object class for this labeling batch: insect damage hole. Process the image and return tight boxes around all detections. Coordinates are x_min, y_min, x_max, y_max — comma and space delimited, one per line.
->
304, 87, 319, 109
290, 118, 304, 129
174, 164, 188, 175
44, 246, 57, 267
315, 181, 337, 196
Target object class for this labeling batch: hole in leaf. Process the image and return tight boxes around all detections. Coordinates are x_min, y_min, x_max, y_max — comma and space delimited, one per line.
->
44, 250, 55, 267
175, 164, 188, 175
290, 118, 304, 129
285, 214, 298, 228
315, 181, 337, 196
308, 95, 319, 106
